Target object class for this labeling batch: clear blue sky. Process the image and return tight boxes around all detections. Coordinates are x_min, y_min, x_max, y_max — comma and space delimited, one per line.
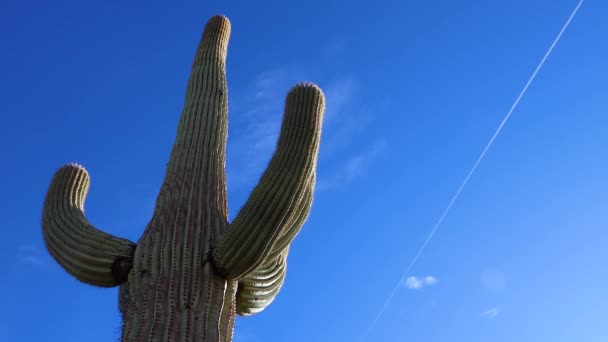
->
2, 0, 607, 341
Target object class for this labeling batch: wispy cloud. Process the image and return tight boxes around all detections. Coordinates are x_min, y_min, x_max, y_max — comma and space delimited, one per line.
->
323, 77, 358, 125
226, 66, 309, 190
225, 61, 381, 197
18, 244, 46, 265
317, 77, 371, 158
317, 139, 387, 191
403, 275, 438, 290
481, 307, 501, 319
226, 65, 369, 194
314, 75, 388, 191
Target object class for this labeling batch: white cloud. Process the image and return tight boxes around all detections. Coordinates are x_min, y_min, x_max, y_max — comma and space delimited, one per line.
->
481, 307, 501, 319
404, 277, 423, 289
317, 138, 387, 191
404, 275, 438, 290
423, 275, 438, 286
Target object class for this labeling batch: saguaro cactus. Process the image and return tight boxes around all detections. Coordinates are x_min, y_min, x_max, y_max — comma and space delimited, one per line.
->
42, 15, 325, 341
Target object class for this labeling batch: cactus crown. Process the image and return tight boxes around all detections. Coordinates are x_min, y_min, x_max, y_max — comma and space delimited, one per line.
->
42, 15, 325, 341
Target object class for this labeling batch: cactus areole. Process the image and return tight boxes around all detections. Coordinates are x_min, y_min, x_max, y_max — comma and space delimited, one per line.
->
42, 15, 325, 341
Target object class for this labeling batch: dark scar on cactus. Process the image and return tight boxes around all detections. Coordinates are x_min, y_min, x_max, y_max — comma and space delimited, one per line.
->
111, 256, 134, 283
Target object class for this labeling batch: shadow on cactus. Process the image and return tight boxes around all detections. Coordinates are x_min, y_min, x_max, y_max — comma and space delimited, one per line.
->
42, 15, 325, 341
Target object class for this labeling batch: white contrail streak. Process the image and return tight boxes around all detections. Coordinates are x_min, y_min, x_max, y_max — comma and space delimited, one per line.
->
359, 1, 584, 340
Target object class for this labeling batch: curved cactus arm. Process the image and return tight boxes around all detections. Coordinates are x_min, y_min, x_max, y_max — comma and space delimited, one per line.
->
42, 164, 136, 287
231, 182, 311, 315
213, 83, 325, 279
235, 248, 289, 316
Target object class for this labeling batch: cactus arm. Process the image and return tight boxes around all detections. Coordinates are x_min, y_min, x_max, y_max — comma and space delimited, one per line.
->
213, 84, 325, 279
41, 164, 136, 287
232, 187, 310, 315
232, 181, 311, 316
263, 183, 313, 262
235, 247, 289, 316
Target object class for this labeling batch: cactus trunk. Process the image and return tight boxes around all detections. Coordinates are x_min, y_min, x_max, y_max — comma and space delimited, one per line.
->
42, 15, 325, 342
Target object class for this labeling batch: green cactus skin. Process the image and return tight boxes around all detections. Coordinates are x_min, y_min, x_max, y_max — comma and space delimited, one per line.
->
41, 15, 325, 342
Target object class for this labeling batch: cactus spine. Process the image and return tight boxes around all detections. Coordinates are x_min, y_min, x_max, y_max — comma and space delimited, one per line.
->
42, 15, 325, 341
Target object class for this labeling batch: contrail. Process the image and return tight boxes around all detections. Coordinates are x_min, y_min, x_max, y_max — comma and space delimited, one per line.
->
359, 1, 584, 340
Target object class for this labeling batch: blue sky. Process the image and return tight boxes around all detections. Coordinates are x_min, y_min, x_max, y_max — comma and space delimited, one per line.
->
1, 0, 607, 341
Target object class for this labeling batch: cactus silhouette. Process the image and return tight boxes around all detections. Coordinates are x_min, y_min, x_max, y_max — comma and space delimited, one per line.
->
42, 15, 325, 341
